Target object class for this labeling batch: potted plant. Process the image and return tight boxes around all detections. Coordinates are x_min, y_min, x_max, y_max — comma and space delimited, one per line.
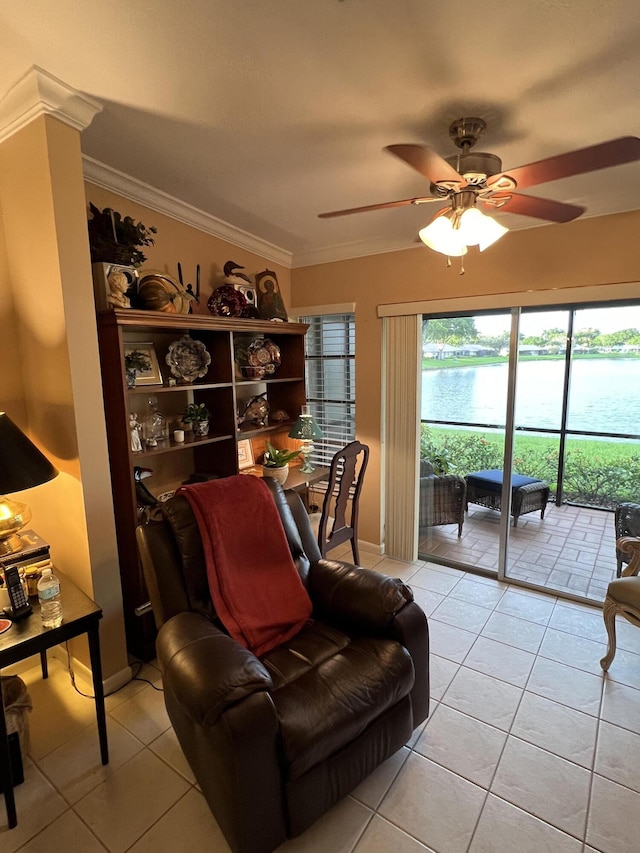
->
262, 442, 300, 485
124, 349, 151, 388
88, 203, 157, 267
182, 403, 211, 437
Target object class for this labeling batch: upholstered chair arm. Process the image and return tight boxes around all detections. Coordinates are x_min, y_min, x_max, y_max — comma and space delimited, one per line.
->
308, 558, 414, 633
308, 558, 430, 727
619, 537, 640, 577
156, 611, 274, 727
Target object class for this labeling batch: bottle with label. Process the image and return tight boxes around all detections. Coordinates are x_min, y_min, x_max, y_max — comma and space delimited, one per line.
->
37, 567, 62, 628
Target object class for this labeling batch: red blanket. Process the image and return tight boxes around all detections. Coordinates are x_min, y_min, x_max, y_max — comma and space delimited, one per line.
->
177, 475, 312, 656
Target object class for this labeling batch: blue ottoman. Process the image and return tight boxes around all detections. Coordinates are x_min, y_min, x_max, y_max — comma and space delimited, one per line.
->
465, 469, 549, 526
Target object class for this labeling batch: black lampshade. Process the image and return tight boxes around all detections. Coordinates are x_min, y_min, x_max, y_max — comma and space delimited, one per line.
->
0, 412, 58, 493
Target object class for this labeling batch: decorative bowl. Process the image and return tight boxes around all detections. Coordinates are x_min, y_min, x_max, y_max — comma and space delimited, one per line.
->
241, 365, 266, 379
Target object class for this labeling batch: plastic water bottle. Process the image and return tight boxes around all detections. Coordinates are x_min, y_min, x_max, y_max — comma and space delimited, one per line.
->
37, 568, 62, 628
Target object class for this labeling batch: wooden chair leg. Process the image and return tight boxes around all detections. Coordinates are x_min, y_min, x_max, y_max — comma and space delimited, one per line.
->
600, 596, 618, 671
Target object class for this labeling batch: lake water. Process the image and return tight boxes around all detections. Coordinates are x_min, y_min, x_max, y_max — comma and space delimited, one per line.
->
421, 358, 640, 435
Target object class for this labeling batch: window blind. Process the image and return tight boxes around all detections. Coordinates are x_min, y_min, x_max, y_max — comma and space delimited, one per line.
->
300, 313, 356, 467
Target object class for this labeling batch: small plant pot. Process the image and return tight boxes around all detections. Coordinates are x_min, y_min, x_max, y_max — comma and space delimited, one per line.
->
262, 464, 289, 485
194, 420, 210, 437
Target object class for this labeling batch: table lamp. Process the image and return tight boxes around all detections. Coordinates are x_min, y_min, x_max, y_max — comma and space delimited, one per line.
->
288, 406, 324, 474
0, 412, 58, 557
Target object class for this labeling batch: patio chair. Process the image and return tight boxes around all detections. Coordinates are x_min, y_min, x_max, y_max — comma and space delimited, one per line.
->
419, 461, 466, 537
614, 503, 640, 577
600, 536, 640, 671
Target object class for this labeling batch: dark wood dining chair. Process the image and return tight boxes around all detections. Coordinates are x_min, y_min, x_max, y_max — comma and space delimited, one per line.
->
317, 440, 369, 565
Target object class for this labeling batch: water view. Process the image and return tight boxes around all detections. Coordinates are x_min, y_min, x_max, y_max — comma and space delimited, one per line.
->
422, 358, 640, 435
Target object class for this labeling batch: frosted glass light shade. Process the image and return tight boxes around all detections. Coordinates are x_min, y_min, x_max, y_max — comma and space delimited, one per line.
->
418, 216, 467, 257
419, 207, 508, 256
463, 209, 509, 251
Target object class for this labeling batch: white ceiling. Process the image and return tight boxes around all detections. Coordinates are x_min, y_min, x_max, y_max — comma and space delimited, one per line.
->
2, 0, 640, 267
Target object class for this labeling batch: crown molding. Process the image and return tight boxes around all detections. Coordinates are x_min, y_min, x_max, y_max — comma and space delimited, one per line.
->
0, 65, 102, 145
83, 156, 294, 269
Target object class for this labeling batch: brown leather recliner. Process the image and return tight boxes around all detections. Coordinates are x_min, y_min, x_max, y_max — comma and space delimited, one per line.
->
136, 477, 430, 853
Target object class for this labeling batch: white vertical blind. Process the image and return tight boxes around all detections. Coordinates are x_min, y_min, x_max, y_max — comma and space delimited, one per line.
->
383, 315, 422, 561
300, 313, 356, 467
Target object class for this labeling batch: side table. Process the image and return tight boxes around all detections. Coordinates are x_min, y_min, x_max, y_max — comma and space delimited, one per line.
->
0, 570, 108, 829
243, 465, 330, 512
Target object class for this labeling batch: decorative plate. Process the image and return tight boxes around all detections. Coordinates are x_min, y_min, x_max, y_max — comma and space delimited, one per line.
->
207, 285, 247, 317
165, 335, 211, 382
247, 338, 281, 374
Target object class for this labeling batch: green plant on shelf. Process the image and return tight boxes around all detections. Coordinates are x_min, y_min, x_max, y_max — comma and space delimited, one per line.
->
182, 403, 211, 424
262, 442, 300, 468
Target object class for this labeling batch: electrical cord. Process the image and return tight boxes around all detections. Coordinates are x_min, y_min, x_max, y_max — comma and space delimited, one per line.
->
64, 644, 163, 699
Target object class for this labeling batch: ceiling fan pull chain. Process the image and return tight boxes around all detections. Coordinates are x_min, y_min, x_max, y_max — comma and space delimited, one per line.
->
446, 256, 452, 268
459, 257, 465, 276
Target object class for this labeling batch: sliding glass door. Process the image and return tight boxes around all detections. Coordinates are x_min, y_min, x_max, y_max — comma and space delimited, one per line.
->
419, 312, 512, 573
418, 301, 640, 603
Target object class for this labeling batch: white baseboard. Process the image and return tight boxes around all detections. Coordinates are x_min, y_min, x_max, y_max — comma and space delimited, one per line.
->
48, 645, 132, 695
358, 539, 384, 556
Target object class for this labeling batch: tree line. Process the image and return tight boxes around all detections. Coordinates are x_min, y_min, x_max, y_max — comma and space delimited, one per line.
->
423, 318, 640, 349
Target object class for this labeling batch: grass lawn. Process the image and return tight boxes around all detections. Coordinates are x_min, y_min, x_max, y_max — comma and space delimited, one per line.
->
422, 353, 640, 370
429, 426, 638, 462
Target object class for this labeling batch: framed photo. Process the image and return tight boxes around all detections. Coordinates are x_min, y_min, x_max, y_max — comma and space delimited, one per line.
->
237, 439, 255, 470
124, 342, 163, 386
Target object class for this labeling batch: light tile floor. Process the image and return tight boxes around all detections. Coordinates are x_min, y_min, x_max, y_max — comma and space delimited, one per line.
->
3, 546, 640, 852
419, 503, 618, 602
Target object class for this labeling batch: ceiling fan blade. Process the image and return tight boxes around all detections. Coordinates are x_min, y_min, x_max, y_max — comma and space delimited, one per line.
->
385, 144, 464, 185
485, 192, 585, 223
487, 136, 640, 191
318, 196, 443, 218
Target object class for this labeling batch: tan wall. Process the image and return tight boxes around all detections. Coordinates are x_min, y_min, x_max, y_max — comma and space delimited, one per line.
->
291, 210, 640, 549
0, 169, 25, 424
84, 185, 293, 315
0, 116, 127, 678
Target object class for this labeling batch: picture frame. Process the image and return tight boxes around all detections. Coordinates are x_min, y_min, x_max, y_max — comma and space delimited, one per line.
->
237, 438, 255, 470
255, 269, 288, 322
124, 342, 163, 386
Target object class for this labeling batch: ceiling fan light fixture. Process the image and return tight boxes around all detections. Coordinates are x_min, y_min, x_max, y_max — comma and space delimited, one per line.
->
419, 202, 507, 257
476, 213, 508, 252
457, 207, 508, 251
418, 213, 467, 257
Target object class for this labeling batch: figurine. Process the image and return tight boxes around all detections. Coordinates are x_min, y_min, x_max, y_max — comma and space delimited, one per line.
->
223, 260, 252, 285
223, 260, 259, 318
107, 269, 132, 308
129, 413, 143, 452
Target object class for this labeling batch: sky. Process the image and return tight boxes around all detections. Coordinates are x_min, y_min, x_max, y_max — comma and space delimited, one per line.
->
474, 305, 640, 337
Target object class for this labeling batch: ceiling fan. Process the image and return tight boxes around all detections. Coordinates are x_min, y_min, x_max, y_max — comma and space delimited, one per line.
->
319, 118, 640, 258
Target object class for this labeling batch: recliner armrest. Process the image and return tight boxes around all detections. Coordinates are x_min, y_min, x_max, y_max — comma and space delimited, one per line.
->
308, 558, 414, 633
157, 611, 273, 727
